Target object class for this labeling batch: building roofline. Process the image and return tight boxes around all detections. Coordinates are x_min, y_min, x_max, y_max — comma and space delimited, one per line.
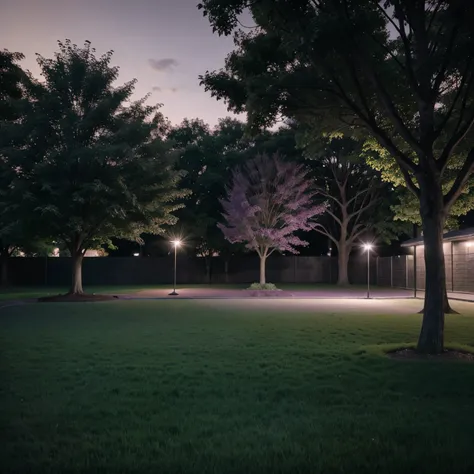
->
401, 227, 474, 247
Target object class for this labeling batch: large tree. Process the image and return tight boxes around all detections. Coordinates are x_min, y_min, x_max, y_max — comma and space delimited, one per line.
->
302, 135, 403, 285
199, 0, 474, 354
219, 154, 325, 284
12, 40, 186, 295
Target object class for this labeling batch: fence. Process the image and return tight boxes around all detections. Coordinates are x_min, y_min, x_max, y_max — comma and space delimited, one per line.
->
5, 255, 377, 287
7, 246, 473, 293
376, 241, 474, 293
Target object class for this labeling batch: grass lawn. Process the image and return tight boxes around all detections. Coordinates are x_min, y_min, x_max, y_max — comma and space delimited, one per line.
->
1, 300, 474, 473
0, 283, 370, 301
0, 285, 172, 300
0, 284, 251, 300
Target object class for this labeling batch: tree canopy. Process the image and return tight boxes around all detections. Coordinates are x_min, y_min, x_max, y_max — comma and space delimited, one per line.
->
301, 134, 405, 284
9, 40, 187, 294
168, 117, 247, 262
0, 49, 45, 284
199, 0, 474, 353
219, 154, 325, 284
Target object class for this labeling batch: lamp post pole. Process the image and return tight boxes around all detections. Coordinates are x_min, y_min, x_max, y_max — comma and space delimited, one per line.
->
173, 243, 177, 293
367, 247, 370, 299
363, 243, 373, 299
169, 240, 181, 296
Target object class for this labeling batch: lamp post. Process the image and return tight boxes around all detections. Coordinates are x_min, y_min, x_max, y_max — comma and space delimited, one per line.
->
169, 240, 181, 296
363, 243, 373, 299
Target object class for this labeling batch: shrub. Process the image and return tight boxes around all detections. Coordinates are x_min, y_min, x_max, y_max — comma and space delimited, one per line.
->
247, 282, 279, 291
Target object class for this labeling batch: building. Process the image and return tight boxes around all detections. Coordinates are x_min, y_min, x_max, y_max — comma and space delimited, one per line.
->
400, 228, 474, 294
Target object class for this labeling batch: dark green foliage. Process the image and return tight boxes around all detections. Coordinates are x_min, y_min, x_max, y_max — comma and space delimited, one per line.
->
2, 300, 474, 473
0, 50, 25, 260
198, 0, 474, 352
168, 117, 247, 262
0, 49, 47, 283
0, 50, 26, 117
364, 139, 474, 229
9, 40, 187, 293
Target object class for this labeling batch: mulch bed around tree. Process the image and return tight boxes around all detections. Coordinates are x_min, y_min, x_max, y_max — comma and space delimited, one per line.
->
388, 348, 474, 362
38, 294, 119, 303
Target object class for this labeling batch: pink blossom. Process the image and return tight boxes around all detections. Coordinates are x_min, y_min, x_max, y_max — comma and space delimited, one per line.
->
219, 154, 326, 258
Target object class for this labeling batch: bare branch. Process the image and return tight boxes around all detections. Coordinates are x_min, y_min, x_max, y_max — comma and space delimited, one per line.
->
348, 226, 369, 245
315, 187, 344, 208
313, 223, 339, 247
325, 208, 343, 227
346, 186, 371, 207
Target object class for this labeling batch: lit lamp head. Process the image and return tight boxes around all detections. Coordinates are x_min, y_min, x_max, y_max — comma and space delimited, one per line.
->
363, 243, 373, 252
172, 240, 182, 248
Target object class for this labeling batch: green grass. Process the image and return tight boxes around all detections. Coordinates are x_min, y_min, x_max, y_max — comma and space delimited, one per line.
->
1, 300, 474, 474
0, 283, 367, 301
0, 285, 158, 300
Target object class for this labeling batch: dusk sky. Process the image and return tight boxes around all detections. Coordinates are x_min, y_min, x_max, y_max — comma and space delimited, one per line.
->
1, 0, 244, 126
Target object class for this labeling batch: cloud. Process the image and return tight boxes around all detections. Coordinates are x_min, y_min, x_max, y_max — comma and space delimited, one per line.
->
148, 58, 178, 72
152, 86, 179, 93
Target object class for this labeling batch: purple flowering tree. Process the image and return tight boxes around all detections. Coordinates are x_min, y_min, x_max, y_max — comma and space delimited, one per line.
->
219, 154, 326, 285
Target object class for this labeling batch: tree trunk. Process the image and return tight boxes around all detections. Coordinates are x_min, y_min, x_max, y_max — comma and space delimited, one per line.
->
205, 256, 211, 284
417, 181, 450, 354
224, 259, 229, 283
337, 241, 350, 285
0, 254, 8, 287
259, 255, 267, 285
69, 252, 85, 295
418, 290, 457, 315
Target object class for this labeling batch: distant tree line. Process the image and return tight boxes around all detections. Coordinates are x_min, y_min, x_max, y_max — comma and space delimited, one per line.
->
1, 41, 412, 294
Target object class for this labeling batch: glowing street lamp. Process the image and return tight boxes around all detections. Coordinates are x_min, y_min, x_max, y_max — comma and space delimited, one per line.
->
363, 243, 373, 299
169, 240, 181, 296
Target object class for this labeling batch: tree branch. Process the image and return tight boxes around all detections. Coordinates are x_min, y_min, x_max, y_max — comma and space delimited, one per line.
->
435, 62, 474, 140
374, 1, 419, 92
443, 147, 474, 210
348, 226, 368, 245
312, 223, 339, 247
315, 187, 343, 208
399, 166, 420, 197
325, 208, 343, 227
431, 25, 459, 95
367, 71, 425, 155
439, 108, 474, 171
346, 186, 371, 207
325, 70, 418, 175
